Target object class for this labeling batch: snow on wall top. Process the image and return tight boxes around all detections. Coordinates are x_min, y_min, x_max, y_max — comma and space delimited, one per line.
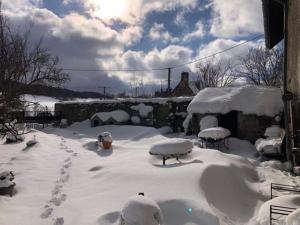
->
187, 86, 283, 117
91, 110, 130, 123
56, 97, 193, 105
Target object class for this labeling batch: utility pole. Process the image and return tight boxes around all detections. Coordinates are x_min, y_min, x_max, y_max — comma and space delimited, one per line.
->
167, 67, 171, 96
98, 86, 110, 99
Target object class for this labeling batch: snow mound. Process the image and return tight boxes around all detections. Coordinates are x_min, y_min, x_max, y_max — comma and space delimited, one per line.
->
91, 110, 130, 123
200, 115, 218, 131
199, 160, 264, 223
256, 195, 300, 225
198, 127, 231, 139
149, 139, 193, 155
158, 199, 220, 225
286, 208, 300, 225
187, 86, 283, 117
131, 103, 153, 117
121, 195, 163, 225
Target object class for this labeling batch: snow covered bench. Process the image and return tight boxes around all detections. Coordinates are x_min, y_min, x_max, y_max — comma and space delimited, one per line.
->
198, 127, 231, 149
149, 139, 193, 165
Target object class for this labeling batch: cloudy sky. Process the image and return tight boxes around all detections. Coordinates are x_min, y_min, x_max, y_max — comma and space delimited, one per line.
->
2, 0, 264, 94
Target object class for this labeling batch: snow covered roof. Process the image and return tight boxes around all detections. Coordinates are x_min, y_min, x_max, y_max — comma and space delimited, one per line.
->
91, 110, 130, 123
187, 86, 283, 117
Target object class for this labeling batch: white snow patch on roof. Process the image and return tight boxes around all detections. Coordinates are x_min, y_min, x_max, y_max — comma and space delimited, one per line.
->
91, 110, 130, 123
187, 86, 283, 117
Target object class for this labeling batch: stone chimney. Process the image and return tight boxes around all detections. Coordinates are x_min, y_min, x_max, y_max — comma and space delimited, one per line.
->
181, 72, 189, 84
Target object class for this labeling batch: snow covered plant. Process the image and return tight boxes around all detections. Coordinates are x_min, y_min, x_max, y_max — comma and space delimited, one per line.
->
0, 171, 15, 188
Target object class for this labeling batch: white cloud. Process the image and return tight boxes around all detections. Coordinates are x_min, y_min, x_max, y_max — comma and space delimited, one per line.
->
210, 0, 264, 38
183, 21, 205, 41
64, 0, 198, 25
149, 23, 179, 43
194, 38, 258, 71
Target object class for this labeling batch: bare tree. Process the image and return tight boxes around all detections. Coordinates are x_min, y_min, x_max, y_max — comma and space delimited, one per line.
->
0, 3, 69, 140
239, 45, 283, 87
195, 58, 237, 90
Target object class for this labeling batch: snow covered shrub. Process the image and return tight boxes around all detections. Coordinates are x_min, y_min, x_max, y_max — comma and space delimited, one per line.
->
0, 171, 15, 196
131, 116, 141, 125
6, 133, 24, 143
60, 119, 68, 128
120, 195, 163, 225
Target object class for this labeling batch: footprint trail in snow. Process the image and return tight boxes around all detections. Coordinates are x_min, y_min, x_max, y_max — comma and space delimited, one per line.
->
40, 136, 78, 225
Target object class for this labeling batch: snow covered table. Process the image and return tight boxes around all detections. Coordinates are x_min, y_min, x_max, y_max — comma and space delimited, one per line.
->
149, 139, 193, 165
198, 127, 231, 150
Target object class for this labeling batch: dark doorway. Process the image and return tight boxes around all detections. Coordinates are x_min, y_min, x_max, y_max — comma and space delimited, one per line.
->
219, 111, 238, 137
93, 120, 99, 127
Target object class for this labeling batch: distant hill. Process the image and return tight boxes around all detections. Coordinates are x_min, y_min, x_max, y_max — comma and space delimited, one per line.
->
23, 84, 111, 99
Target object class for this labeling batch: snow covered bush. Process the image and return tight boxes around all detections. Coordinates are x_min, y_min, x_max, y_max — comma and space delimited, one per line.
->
131, 104, 153, 118
6, 133, 24, 143
98, 132, 113, 143
0, 171, 15, 188
120, 195, 163, 225
60, 119, 68, 128
0, 171, 15, 196
131, 116, 141, 125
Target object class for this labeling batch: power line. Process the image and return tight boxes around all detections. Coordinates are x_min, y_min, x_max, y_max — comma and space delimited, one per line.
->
61, 34, 263, 73
171, 34, 263, 69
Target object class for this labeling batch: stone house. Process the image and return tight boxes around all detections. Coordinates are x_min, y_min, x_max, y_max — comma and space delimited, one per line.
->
262, 0, 300, 163
187, 86, 284, 143
171, 72, 195, 97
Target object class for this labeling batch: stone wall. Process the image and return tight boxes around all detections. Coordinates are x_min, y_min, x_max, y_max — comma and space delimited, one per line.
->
55, 98, 192, 131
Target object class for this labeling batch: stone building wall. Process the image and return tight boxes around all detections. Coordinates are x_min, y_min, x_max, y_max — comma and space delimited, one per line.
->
55, 98, 192, 131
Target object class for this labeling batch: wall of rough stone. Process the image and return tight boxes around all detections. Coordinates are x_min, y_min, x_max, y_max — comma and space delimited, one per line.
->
55, 98, 192, 131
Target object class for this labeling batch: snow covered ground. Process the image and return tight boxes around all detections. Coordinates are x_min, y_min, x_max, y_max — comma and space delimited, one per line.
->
0, 122, 299, 225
